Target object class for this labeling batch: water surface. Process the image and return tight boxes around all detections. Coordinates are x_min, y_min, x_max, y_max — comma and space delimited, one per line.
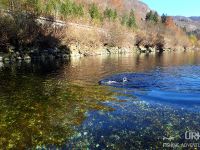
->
1, 51, 200, 149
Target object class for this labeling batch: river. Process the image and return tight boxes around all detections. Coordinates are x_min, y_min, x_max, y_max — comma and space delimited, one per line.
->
0, 51, 200, 149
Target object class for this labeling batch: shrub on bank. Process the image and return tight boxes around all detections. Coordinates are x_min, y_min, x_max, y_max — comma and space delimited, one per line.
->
135, 31, 165, 51
0, 12, 67, 54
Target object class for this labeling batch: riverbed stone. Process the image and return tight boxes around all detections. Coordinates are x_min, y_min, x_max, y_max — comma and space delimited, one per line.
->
62, 54, 69, 59
17, 56, 22, 61
3, 57, 10, 62
0, 62, 3, 68
0, 56, 2, 62
24, 55, 31, 60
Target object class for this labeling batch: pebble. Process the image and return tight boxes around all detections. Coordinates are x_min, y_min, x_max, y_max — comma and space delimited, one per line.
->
77, 133, 82, 137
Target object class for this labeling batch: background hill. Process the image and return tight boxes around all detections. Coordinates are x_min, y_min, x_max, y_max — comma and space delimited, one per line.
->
174, 16, 200, 38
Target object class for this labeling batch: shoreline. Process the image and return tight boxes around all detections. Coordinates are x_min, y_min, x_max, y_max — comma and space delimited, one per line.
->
0, 44, 197, 64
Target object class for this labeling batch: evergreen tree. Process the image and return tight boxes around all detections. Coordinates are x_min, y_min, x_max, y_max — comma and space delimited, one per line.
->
113, 9, 117, 20
146, 11, 159, 23
104, 8, 117, 21
121, 14, 128, 25
72, 2, 84, 17
145, 11, 154, 21
45, 0, 62, 18
104, 8, 111, 20
60, 0, 73, 17
161, 13, 167, 23
89, 3, 101, 20
153, 11, 159, 23
127, 9, 136, 28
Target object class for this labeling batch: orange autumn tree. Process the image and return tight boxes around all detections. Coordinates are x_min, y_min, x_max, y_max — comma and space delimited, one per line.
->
164, 16, 175, 27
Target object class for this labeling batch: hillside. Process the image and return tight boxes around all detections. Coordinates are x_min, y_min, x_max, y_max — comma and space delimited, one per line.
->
124, 0, 150, 19
173, 16, 200, 31
173, 16, 200, 38
0, 0, 197, 59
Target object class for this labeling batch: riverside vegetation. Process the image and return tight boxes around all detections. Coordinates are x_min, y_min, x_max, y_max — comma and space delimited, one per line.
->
0, 0, 199, 61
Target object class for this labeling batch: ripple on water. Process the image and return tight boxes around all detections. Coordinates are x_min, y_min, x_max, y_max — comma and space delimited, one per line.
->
100, 65, 200, 110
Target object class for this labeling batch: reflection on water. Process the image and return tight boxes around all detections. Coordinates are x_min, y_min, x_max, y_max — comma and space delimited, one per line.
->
0, 51, 200, 149
60, 51, 200, 83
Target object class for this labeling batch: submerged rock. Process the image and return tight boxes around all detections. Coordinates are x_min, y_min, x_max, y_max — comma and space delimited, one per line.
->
0, 62, 3, 68
17, 56, 22, 61
62, 54, 69, 59
3, 57, 10, 62
24, 55, 31, 60
0, 56, 2, 62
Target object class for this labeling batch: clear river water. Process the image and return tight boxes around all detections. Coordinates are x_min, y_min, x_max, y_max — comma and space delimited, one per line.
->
0, 51, 200, 149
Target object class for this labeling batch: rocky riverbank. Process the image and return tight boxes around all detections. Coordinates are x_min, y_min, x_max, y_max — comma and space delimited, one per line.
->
68, 42, 194, 58
0, 42, 196, 64
69, 43, 135, 57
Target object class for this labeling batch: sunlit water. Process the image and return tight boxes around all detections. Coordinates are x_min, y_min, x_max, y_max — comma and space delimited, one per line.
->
1, 51, 200, 149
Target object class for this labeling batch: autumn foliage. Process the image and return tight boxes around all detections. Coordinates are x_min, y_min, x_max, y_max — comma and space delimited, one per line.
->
0, 0, 195, 53
164, 17, 175, 27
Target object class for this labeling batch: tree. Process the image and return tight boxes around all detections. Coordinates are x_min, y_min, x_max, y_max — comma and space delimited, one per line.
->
145, 11, 154, 21
104, 7, 111, 20
89, 3, 101, 20
104, 8, 117, 21
165, 16, 175, 27
127, 9, 136, 28
60, 0, 73, 17
153, 11, 159, 23
145, 11, 159, 23
72, 2, 84, 17
161, 13, 167, 23
113, 9, 117, 20
44, 0, 62, 18
189, 34, 198, 45
121, 14, 128, 25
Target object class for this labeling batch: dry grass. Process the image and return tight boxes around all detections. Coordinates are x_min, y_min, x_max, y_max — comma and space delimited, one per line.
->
64, 25, 103, 48
63, 21, 135, 49
135, 21, 192, 50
